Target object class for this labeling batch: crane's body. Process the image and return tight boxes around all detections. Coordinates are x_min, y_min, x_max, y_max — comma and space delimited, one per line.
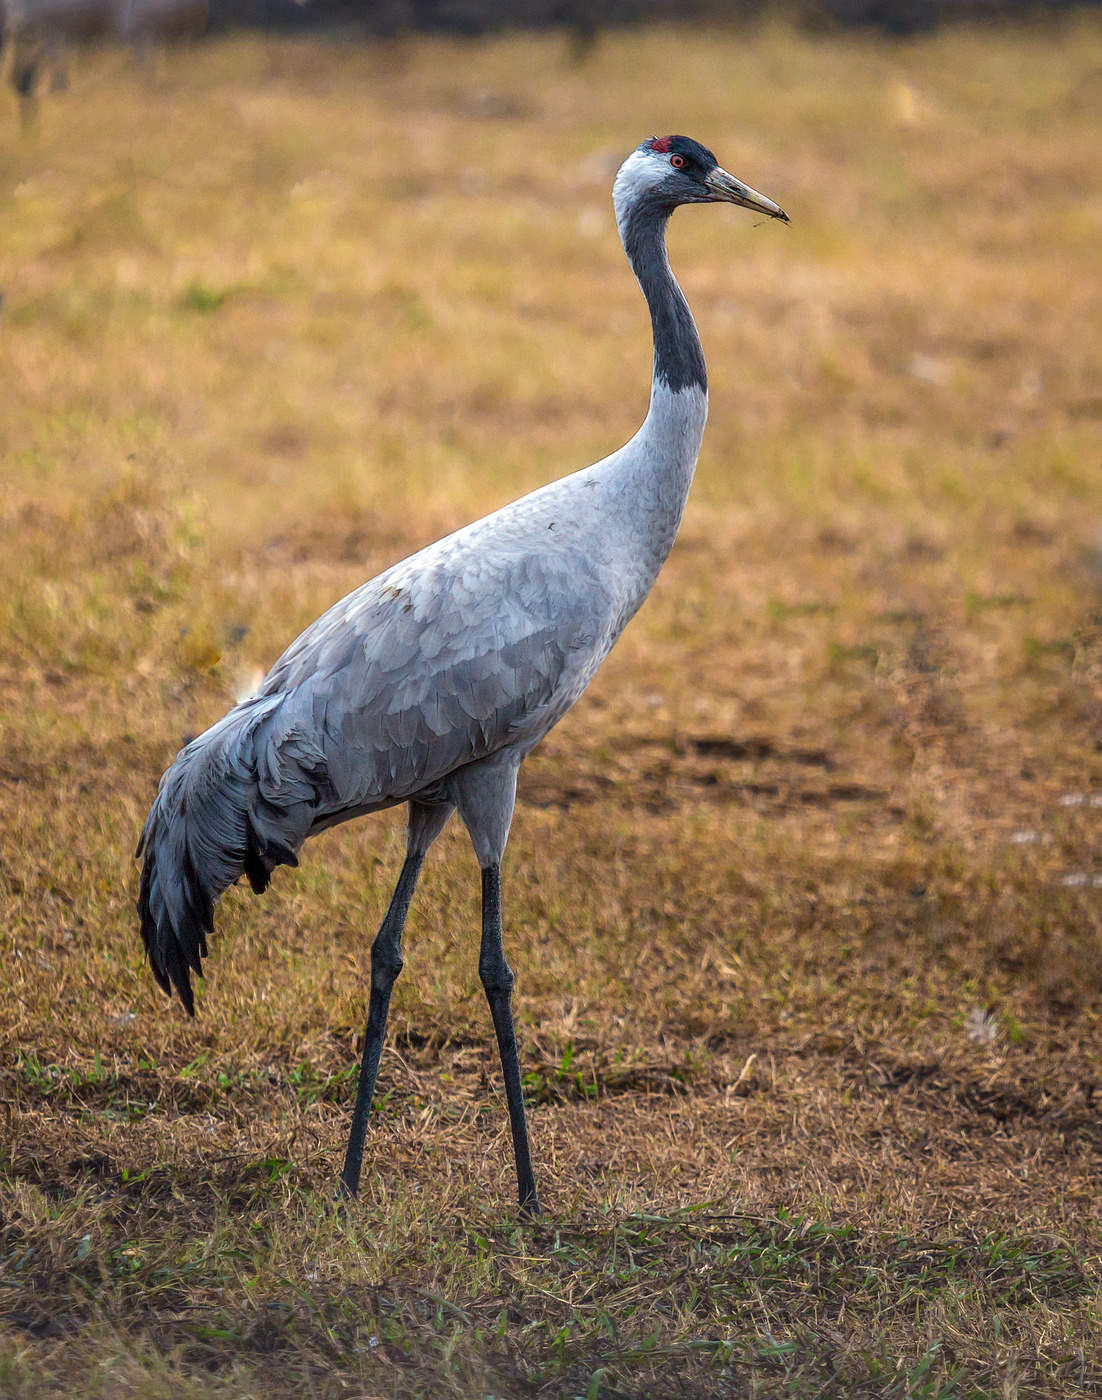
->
138, 137, 787, 1213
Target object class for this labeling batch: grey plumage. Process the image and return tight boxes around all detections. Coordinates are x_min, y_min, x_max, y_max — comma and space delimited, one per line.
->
137, 135, 787, 1212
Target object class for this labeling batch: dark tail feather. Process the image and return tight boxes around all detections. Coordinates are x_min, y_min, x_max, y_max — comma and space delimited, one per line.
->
137, 784, 216, 1016
137, 831, 199, 1015
136, 695, 308, 1013
242, 809, 299, 895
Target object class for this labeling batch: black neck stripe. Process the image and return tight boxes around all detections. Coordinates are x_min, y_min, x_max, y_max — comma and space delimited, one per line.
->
621, 201, 707, 395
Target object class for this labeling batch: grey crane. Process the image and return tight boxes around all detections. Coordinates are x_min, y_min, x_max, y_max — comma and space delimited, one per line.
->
137, 136, 787, 1215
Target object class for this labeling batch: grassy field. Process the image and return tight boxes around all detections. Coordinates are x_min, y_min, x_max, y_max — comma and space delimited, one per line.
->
2, 17, 1101, 1398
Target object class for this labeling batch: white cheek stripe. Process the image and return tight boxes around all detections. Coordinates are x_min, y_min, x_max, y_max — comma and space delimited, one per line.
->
612, 148, 666, 237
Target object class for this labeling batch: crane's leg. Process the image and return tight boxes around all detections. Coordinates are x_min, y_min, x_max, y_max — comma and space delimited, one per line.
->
338, 799, 453, 1201
452, 757, 540, 1216
480, 862, 540, 1215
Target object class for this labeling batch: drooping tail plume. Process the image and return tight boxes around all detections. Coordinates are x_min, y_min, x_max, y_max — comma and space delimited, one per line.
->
136, 693, 322, 1013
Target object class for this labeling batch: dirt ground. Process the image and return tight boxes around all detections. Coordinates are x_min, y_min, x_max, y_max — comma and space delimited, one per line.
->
1, 20, 1100, 1397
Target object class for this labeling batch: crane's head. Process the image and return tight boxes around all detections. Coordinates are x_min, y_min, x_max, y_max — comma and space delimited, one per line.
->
614, 135, 788, 224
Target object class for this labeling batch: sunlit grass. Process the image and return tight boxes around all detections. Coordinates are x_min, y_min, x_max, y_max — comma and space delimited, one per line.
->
1, 18, 1101, 1398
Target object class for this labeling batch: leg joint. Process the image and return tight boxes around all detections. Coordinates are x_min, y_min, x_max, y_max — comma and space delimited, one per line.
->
371, 944, 403, 983
479, 957, 514, 997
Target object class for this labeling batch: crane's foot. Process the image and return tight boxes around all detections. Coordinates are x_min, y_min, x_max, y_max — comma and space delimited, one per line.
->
519, 1191, 542, 1219
329, 1176, 360, 1220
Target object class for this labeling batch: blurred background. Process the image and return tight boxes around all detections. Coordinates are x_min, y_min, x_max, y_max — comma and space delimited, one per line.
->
1, 2, 1101, 1394
5, 0, 1102, 99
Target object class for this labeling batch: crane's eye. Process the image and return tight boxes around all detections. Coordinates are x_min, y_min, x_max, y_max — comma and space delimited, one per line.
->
670, 154, 686, 169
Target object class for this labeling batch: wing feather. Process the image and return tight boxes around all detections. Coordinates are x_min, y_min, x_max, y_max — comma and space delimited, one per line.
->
256, 542, 611, 823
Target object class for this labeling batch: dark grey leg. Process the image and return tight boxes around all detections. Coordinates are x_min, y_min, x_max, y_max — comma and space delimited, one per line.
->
338, 800, 452, 1201
338, 851, 423, 1199
479, 863, 540, 1216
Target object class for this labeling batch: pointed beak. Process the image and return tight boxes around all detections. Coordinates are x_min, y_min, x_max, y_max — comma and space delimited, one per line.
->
704, 166, 788, 222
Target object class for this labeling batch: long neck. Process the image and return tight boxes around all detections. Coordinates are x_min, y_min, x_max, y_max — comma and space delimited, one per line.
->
618, 199, 707, 397
596, 193, 709, 618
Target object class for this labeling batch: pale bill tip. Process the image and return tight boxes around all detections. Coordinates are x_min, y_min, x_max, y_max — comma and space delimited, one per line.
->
707, 167, 788, 222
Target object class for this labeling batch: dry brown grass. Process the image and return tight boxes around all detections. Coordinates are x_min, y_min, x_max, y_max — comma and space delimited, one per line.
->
1, 18, 1101, 1398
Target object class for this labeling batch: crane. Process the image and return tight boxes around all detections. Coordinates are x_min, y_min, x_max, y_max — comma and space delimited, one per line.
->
137, 136, 788, 1216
